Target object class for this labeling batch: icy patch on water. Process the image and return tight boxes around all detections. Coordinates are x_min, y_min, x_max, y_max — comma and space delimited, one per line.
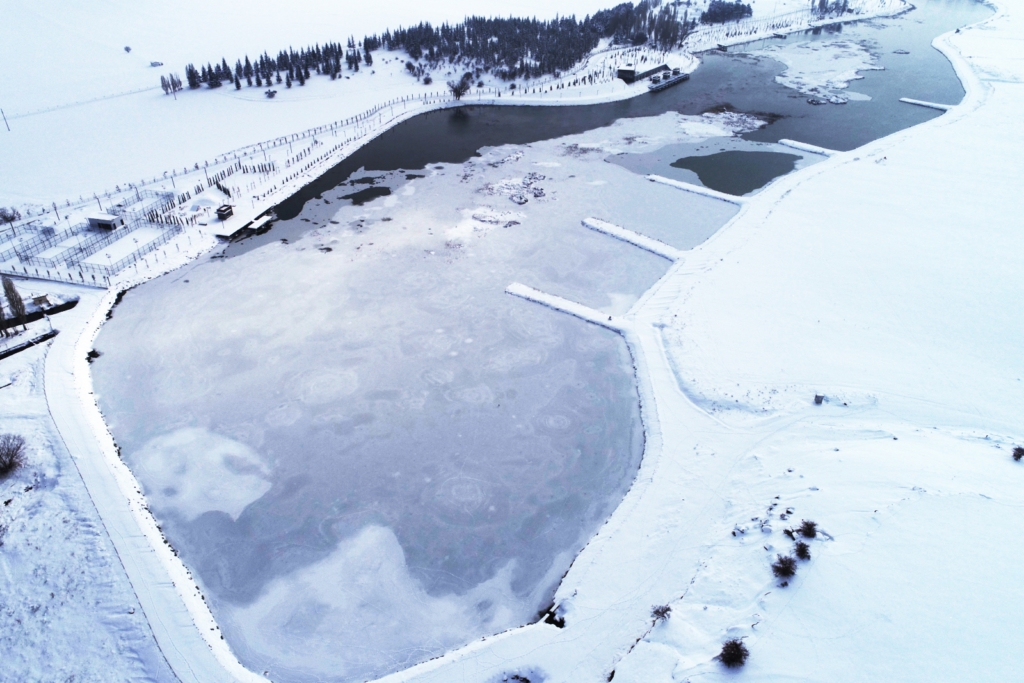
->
699, 111, 768, 134
557, 111, 765, 159
134, 428, 271, 521
754, 40, 884, 104
227, 525, 568, 681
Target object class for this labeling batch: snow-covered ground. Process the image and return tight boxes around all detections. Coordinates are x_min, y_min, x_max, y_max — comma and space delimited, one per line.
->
2, 0, 1016, 681
0, 318, 173, 681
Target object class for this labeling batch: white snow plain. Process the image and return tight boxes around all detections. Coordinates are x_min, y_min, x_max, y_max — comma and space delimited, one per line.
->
2, 0, 1017, 681
0, 323, 173, 682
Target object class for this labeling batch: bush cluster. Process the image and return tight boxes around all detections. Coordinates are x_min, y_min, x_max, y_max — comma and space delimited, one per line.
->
0, 434, 26, 476
772, 554, 797, 579
719, 638, 749, 667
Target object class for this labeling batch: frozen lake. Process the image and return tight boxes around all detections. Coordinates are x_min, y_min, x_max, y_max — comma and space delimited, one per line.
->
94, 112, 754, 681
89, 1, 987, 679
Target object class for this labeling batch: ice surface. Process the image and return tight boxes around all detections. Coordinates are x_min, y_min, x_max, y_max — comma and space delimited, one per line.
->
133, 428, 272, 521
609, 135, 822, 197
92, 112, 756, 682
753, 39, 884, 103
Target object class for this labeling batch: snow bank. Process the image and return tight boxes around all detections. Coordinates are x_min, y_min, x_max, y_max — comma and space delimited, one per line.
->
0, 326, 173, 681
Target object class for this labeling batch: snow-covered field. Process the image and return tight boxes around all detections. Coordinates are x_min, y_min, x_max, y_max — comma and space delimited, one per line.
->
2, 0, 1018, 681
0, 321, 173, 682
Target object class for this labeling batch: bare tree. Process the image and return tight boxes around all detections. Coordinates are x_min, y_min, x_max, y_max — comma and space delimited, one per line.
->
0, 206, 20, 233
2, 276, 26, 330
442, 76, 468, 101
0, 434, 26, 476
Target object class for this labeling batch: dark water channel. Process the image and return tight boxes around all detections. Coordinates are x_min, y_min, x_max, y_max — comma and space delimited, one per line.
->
231, 0, 989, 255
672, 150, 802, 195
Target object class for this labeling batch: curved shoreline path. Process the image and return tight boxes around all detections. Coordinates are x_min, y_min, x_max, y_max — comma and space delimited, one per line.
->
44, 285, 265, 681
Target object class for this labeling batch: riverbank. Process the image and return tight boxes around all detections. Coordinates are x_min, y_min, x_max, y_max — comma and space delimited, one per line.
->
369, 1, 1023, 681
0, 2, 995, 679
0, 0, 906, 217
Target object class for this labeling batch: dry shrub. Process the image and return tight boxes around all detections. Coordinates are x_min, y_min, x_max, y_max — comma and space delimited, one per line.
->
719, 638, 749, 667
0, 434, 26, 476
772, 554, 797, 579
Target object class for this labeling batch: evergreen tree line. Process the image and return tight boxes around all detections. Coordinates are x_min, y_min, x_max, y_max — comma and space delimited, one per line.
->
383, 0, 690, 81
160, 73, 183, 94
174, 0, 711, 91
814, 0, 851, 16
700, 1, 754, 24
183, 37, 373, 92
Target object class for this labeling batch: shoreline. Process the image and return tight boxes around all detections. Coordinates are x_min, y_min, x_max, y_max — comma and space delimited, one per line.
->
36, 0, 979, 680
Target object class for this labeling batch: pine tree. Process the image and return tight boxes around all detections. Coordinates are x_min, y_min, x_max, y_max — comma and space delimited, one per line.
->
2, 276, 26, 330
161, 75, 170, 94
256, 72, 262, 86
235, 74, 241, 89
186, 64, 201, 89
364, 46, 373, 66
243, 56, 253, 79
286, 72, 292, 87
